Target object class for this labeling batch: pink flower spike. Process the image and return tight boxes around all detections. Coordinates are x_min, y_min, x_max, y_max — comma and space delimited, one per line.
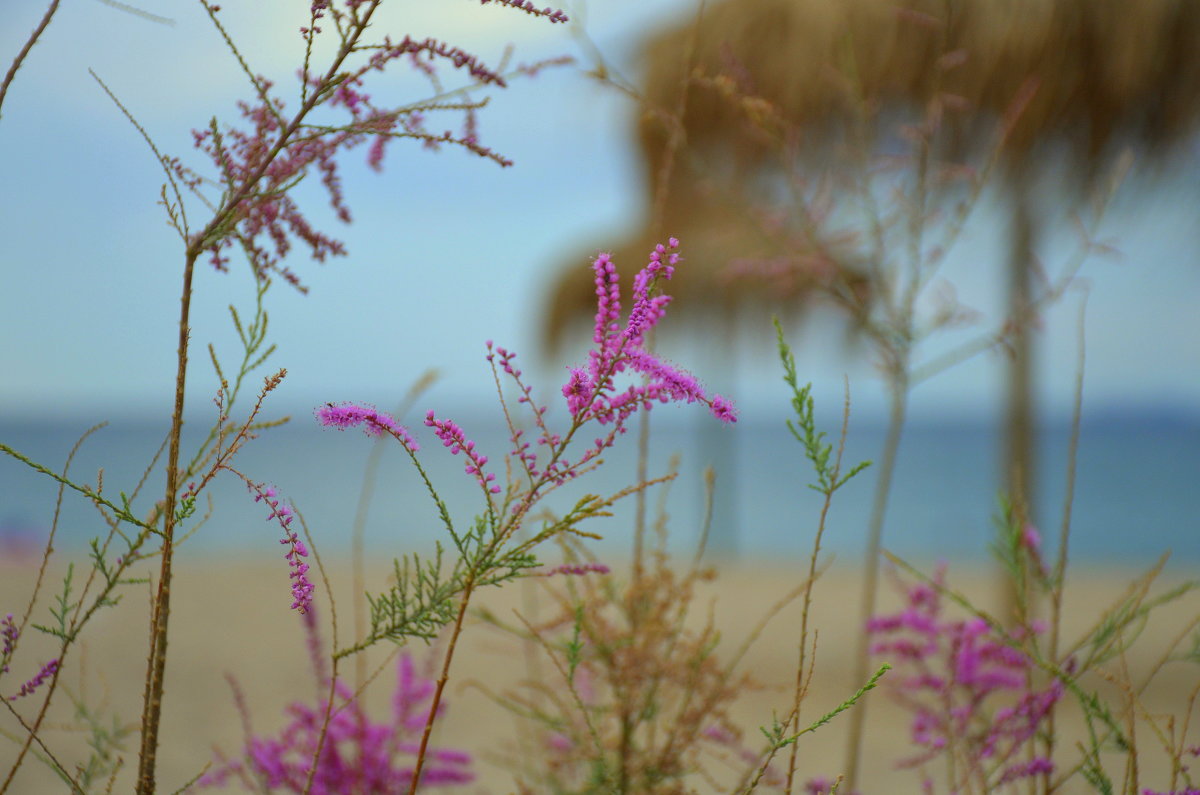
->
562, 367, 592, 417
479, 0, 569, 23
1021, 524, 1042, 550
9, 658, 59, 701
804, 777, 833, 795
540, 563, 611, 577
591, 253, 621, 347
244, 480, 314, 613
558, 240, 736, 432
316, 402, 419, 450
710, 395, 738, 423
424, 411, 503, 497
284, 530, 315, 614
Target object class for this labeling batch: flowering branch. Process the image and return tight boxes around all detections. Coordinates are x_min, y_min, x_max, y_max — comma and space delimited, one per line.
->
7, 659, 59, 702
315, 237, 736, 792
478, 0, 569, 24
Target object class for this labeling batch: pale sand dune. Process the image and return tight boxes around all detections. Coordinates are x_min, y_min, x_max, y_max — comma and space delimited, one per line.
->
1, 556, 1196, 793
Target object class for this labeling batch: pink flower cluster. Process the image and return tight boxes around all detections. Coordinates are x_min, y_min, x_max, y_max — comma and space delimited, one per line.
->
485, 238, 738, 489
539, 563, 611, 577
186, 2, 533, 289
316, 403, 419, 450
563, 239, 737, 429
479, 0, 569, 24
317, 239, 736, 512
247, 482, 314, 614
203, 645, 472, 792
868, 565, 1062, 787
8, 658, 58, 701
188, 76, 350, 287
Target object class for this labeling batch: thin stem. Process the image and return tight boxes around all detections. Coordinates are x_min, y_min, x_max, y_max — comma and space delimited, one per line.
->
1043, 291, 1087, 793
0, 0, 61, 121
784, 383, 853, 791
842, 363, 908, 789
350, 435, 386, 690
0, 687, 84, 794
1004, 175, 1038, 536
407, 578, 476, 794
632, 378, 651, 586
348, 372, 436, 690
302, 523, 341, 795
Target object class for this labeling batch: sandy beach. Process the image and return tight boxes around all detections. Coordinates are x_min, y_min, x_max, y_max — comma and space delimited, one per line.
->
1, 554, 1196, 793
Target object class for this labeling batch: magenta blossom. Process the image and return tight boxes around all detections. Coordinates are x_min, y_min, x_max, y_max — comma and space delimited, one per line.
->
315, 238, 735, 530
539, 563, 611, 577
519, 238, 738, 488
8, 658, 58, 701
244, 480, 314, 614
564, 239, 737, 429
316, 402, 419, 450
203, 613, 473, 793
425, 411, 502, 495
182, 0, 556, 288
479, 0, 568, 23
869, 564, 1063, 789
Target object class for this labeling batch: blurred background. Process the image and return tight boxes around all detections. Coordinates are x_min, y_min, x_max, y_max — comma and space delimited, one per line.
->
1, 0, 1198, 568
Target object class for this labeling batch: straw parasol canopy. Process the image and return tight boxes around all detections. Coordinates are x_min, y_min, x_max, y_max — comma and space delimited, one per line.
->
541, 0, 1200, 356
632, 0, 1200, 198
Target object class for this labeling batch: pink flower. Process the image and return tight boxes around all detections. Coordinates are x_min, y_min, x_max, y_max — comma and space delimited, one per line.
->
9, 658, 58, 701
479, 0, 568, 23
709, 395, 738, 423
1021, 524, 1042, 550
425, 411, 501, 495
539, 563, 610, 577
564, 240, 737, 429
869, 563, 1062, 778
244, 481, 315, 614
316, 402, 419, 450
202, 640, 473, 792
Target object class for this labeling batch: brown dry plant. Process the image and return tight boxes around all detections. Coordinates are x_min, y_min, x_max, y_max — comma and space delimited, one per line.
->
480, 511, 809, 793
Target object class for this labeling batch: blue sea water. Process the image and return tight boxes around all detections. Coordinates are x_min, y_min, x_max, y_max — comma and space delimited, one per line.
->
0, 407, 1196, 569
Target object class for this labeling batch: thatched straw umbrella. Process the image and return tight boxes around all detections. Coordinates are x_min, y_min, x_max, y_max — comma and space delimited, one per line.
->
546, 0, 1200, 427
542, 0, 1200, 785
641, 0, 1199, 501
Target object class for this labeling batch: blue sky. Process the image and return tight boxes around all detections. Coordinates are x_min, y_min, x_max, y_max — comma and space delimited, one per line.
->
2, 0, 1198, 426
